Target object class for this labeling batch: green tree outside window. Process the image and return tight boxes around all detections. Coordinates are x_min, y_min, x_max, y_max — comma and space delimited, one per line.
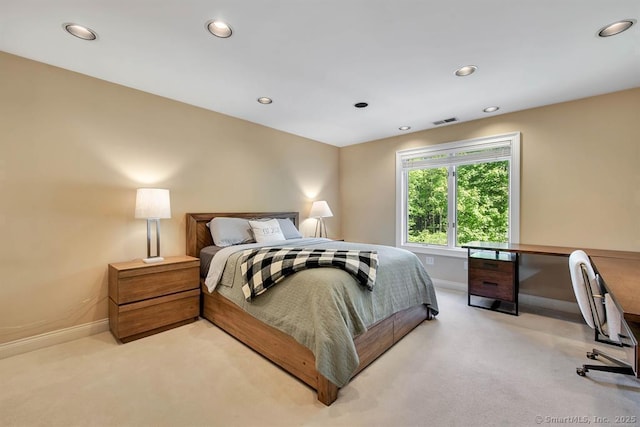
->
407, 161, 509, 246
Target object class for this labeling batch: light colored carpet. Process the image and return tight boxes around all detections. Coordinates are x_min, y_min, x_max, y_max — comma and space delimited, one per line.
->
1, 288, 638, 427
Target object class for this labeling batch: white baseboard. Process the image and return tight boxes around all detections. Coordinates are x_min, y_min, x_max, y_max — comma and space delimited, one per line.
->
0, 319, 109, 360
519, 293, 580, 315
0, 281, 581, 360
432, 279, 580, 315
432, 278, 466, 292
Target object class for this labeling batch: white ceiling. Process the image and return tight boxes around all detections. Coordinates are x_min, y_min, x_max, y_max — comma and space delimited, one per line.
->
1, 1, 639, 147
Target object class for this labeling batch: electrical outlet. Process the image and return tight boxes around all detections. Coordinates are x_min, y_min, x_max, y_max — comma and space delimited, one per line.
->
424, 256, 435, 265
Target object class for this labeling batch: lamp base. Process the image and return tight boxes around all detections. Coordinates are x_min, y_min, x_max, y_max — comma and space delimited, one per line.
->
142, 256, 165, 264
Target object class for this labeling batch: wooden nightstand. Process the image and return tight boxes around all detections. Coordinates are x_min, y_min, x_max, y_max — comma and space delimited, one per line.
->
108, 255, 200, 342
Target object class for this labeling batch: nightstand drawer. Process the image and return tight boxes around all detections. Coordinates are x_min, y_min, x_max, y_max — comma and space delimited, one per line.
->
109, 289, 199, 341
116, 266, 199, 304
109, 258, 200, 304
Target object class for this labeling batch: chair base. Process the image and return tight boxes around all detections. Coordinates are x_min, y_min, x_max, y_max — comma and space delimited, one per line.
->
576, 348, 634, 377
595, 330, 631, 348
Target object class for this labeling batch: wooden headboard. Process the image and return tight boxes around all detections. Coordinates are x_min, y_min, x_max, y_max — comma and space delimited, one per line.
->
185, 212, 300, 258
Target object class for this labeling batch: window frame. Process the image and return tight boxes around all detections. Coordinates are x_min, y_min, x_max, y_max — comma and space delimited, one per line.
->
395, 132, 521, 258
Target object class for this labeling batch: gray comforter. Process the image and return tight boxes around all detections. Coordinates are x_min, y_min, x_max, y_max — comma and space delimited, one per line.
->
207, 238, 439, 387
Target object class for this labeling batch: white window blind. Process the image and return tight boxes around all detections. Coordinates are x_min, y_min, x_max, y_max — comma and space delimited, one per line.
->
400, 141, 512, 170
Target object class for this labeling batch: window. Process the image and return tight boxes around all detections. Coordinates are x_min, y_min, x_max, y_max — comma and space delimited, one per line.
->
396, 132, 520, 257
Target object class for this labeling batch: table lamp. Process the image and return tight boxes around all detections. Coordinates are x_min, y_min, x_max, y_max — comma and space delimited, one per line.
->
309, 200, 333, 238
135, 188, 171, 263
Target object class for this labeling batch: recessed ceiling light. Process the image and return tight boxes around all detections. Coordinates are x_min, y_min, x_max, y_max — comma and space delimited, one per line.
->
354, 102, 368, 108
598, 20, 635, 37
399, 126, 411, 131
483, 106, 500, 113
455, 65, 477, 77
63, 23, 97, 40
257, 97, 272, 104
206, 20, 233, 38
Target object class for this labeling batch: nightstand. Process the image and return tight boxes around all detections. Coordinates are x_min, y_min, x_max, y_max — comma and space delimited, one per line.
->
108, 255, 200, 342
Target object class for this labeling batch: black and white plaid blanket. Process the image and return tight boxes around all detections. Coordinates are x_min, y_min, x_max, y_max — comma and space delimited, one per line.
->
240, 247, 378, 301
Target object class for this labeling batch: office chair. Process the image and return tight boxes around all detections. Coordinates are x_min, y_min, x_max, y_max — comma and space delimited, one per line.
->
568, 250, 634, 377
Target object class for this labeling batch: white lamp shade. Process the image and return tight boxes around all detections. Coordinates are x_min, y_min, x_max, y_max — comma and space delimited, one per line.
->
135, 188, 171, 219
309, 200, 333, 218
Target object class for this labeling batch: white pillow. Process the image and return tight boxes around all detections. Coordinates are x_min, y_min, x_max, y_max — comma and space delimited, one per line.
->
249, 219, 286, 243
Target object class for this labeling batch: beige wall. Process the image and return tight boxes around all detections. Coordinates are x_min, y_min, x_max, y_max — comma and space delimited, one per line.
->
0, 52, 340, 344
340, 88, 640, 300
2, 48, 638, 343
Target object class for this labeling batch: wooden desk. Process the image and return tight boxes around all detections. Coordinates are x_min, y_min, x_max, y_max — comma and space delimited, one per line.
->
463, 241, 640, 260
591, 257, 640, 324
590, 256, 640, 378
463, 242, 640, 378
464, 242, 640, 318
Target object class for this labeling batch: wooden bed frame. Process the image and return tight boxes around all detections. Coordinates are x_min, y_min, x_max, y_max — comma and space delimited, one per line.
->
186, 212, 433, 405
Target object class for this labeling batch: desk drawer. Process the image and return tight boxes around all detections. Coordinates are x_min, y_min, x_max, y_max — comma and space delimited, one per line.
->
469, 276, 515, 301
469, 257, 514, 274
468, 255, 516, 302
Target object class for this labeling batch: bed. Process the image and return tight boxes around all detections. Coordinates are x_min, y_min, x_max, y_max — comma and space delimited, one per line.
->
186, 212, 439, 405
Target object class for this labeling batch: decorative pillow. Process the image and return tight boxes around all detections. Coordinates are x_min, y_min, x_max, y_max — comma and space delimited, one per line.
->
249, 219, 286, 243
277, 218, 303, 239
208, 217, 255, 247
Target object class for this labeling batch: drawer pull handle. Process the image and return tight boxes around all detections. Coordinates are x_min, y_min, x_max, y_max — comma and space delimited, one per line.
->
483, 262, 498, 269
483, 281, 499, 287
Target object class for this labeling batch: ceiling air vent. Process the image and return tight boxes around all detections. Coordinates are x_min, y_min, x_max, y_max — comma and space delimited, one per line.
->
433, 117, 458, 125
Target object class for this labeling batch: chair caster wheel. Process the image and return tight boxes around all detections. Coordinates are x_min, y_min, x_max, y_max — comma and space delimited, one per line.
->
576, 367, 587, 376
587, 352, 597, 360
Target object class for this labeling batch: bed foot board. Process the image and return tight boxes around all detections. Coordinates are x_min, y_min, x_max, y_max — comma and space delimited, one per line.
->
202, 288, 431, 406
